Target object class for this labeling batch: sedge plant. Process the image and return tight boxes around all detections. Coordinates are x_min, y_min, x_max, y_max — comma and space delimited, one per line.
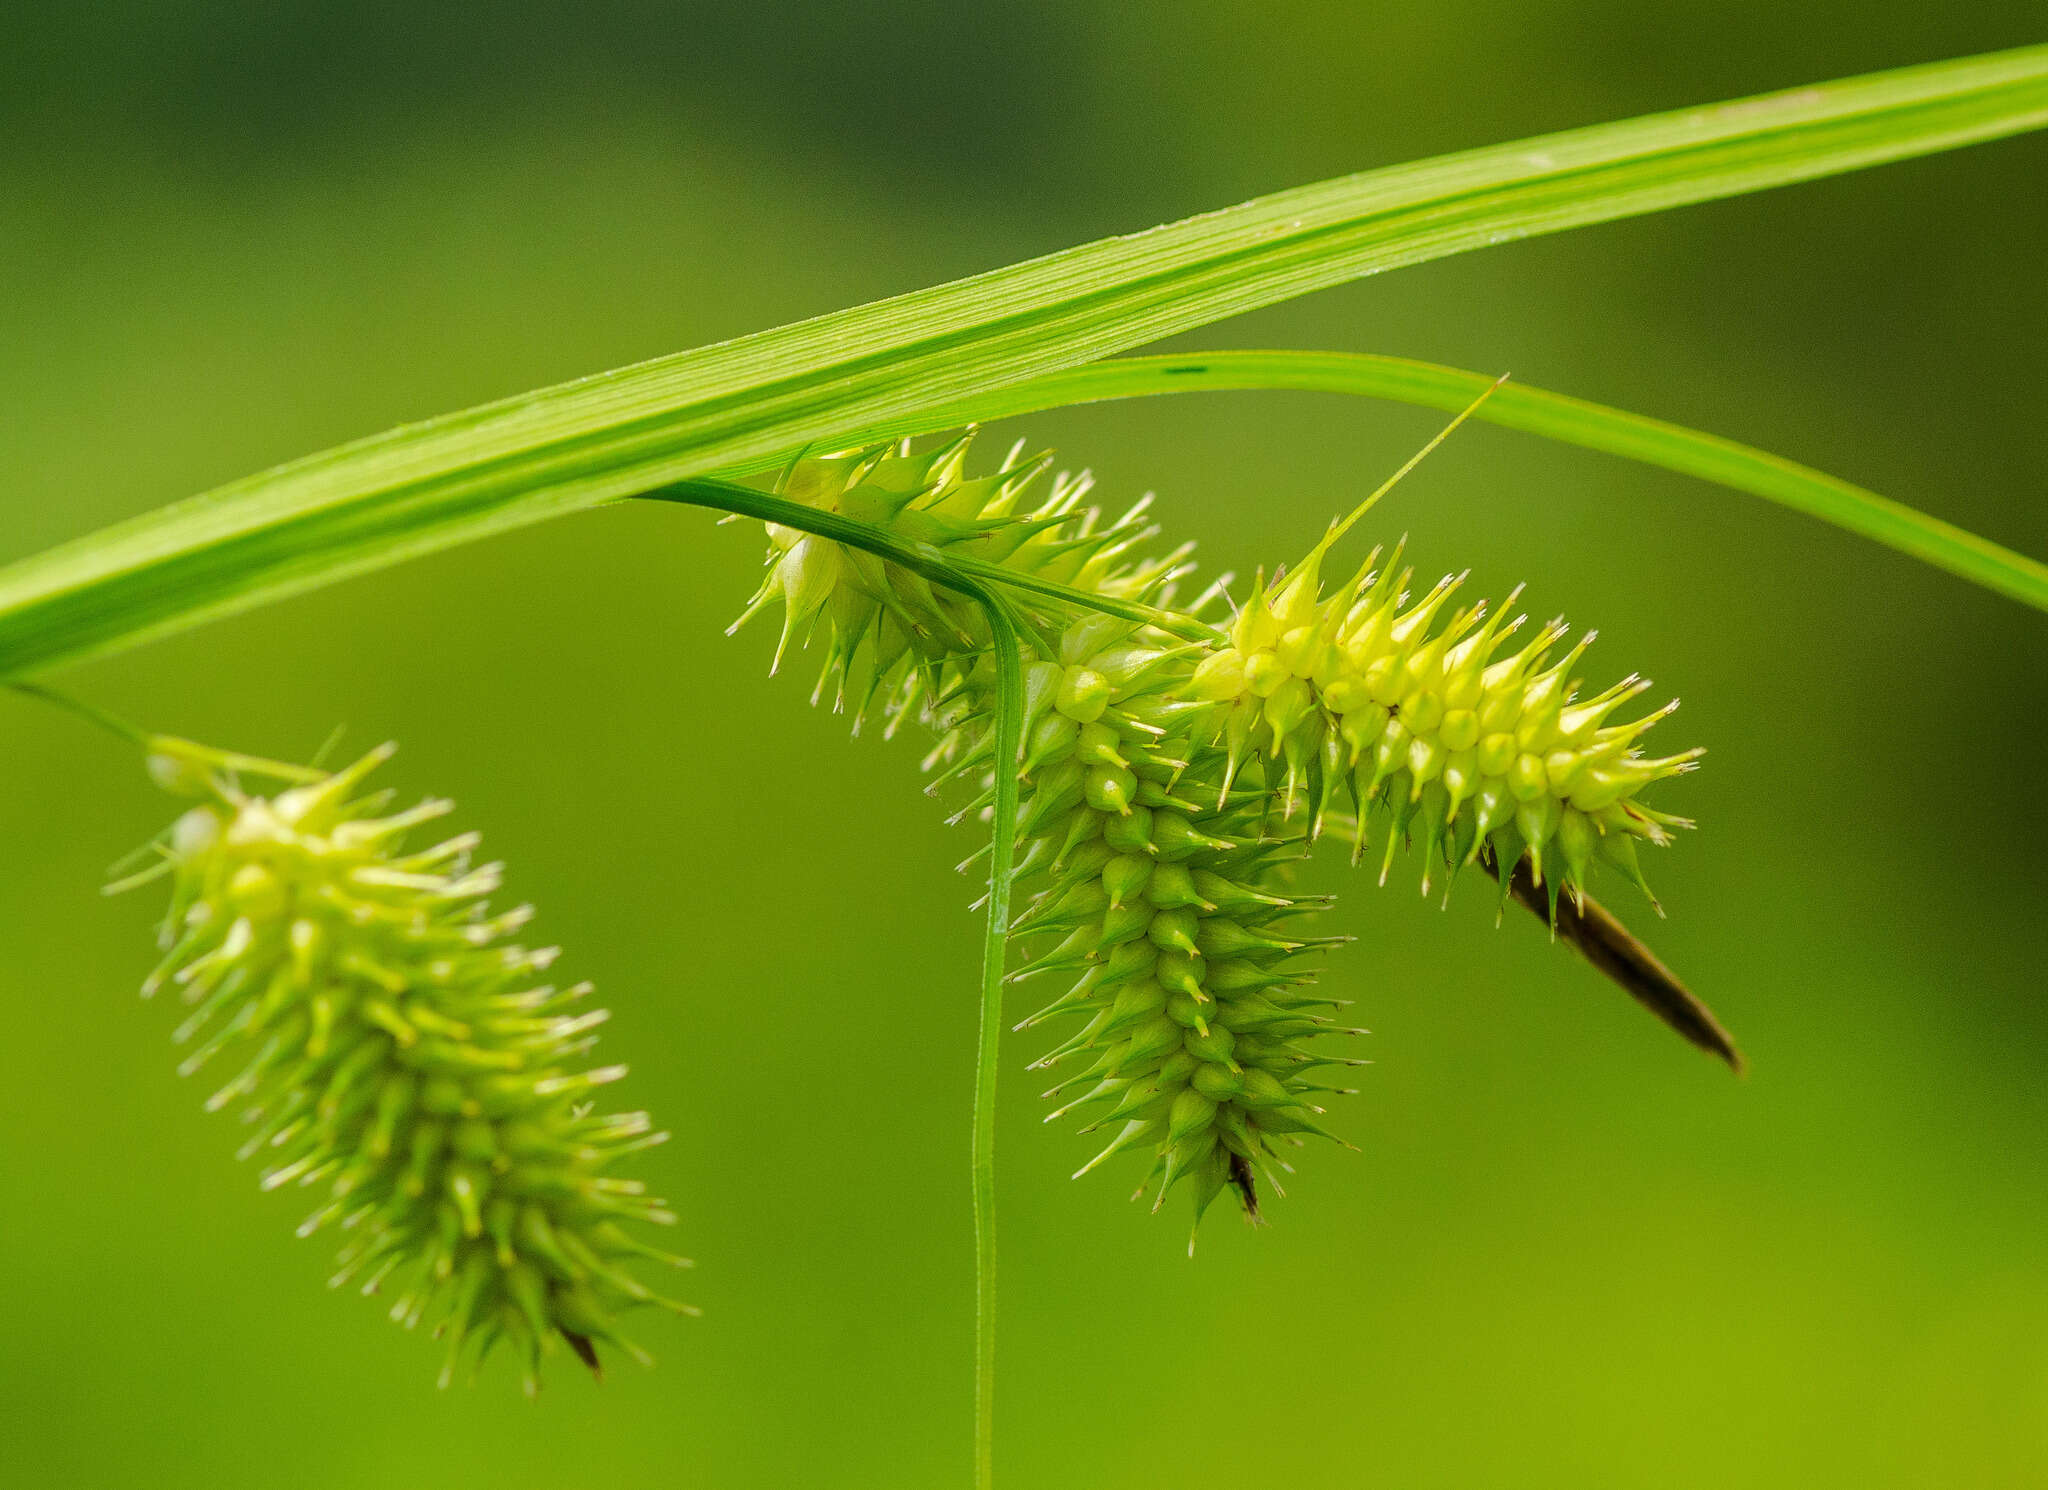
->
6, 43, 2047, 1490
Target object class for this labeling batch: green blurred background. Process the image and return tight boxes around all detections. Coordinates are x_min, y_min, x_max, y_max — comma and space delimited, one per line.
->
3, 4, 2045, 1486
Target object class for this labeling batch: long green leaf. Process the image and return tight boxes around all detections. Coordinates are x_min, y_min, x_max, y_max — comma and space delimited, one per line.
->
899, 351, 2048, 613
3, 44, 2045, 676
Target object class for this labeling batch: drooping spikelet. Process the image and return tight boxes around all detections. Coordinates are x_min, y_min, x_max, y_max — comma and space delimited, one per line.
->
730, 431, 1699, 1235
735, 437, 1361, 1231
1184, 515, 1701, 916
114, 737, 691, 1392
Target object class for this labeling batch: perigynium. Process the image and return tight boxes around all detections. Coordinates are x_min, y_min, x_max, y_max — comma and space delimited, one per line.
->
112, 734, 692, 1392
733, 430, 1699, 1236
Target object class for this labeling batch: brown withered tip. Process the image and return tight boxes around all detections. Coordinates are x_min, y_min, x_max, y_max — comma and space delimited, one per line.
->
1492, 849, 1745, 1073
1228, 1151, 1262, 1220
563, 1330, 603, 1377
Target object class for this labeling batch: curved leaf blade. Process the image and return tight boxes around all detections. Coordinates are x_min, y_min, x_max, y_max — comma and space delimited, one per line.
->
2, 43, 2043, 675
899, 351, 2048, 613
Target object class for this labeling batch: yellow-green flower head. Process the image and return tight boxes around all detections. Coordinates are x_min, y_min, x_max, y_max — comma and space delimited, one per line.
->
735, 435, 1370, 1238
117, 737, 692, 1393
1185, 520, 1701, 912
733, 430, 1702, 1237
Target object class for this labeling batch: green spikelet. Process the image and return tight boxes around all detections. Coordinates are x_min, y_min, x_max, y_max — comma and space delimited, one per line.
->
1184, 514, 1701, 912
115, 736, 692, 1393
735, 436, 1368, 1236
734, 430, 1703, 1235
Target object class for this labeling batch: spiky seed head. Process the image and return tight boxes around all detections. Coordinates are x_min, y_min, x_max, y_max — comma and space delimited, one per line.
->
116, 736, 693, 1393
731, 429, 1698, 1239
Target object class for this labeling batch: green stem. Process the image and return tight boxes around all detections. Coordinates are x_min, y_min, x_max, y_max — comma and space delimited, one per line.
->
6, 681, 149, 744
896, 351, 2048, 614
973, 597, 1022, 1490
6, 684, 336, 799
942, 552, 1223, 643
636, 479, 1019, 1490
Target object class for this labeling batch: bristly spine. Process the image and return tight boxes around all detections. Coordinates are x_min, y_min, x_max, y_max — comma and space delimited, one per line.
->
114, 736, 694, 1393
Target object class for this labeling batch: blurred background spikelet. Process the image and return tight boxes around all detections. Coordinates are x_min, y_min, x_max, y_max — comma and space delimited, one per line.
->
119, 738, 693, 1393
